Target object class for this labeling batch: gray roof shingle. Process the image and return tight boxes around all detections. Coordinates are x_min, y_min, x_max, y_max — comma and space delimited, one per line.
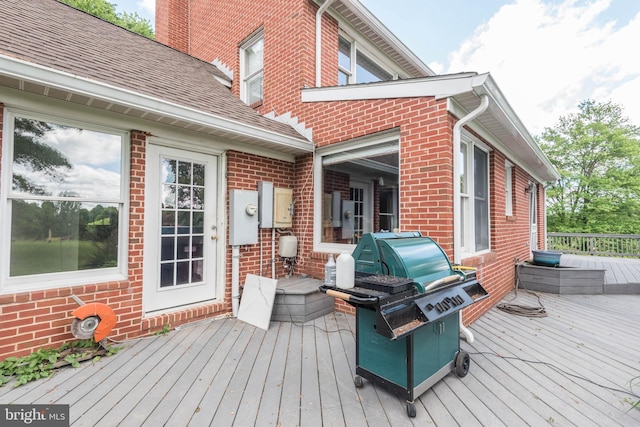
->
0, 0, 306, 141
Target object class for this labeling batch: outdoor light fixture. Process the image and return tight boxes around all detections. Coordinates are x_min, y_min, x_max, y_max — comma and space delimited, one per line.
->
524, 183, 534, 194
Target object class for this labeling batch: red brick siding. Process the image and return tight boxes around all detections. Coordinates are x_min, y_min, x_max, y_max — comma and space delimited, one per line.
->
154, 0, 546, 326
225, 151, 297, 283
155, 0, 190, 53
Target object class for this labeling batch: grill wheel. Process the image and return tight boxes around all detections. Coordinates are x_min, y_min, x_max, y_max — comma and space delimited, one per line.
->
455, 350, 471, 377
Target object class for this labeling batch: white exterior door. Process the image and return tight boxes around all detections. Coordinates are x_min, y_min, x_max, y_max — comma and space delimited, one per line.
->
143, 144, 219, 313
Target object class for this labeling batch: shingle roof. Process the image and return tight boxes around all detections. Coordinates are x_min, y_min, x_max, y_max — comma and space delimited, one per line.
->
0, 0, 307, 142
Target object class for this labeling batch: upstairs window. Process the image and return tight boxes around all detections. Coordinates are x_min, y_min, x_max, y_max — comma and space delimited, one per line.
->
338, 35, 393, 85
240, 33, 264, 106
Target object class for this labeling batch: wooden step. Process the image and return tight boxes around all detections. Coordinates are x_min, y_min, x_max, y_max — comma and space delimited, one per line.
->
271, 276, 333, 322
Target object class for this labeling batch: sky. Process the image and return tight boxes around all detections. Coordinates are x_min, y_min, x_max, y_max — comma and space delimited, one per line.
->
117, 0, 640, 136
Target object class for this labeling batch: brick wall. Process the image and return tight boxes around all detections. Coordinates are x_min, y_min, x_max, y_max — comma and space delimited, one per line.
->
152, 0, 546, 324
225, 151, 296, 282
155, 0, 190, 53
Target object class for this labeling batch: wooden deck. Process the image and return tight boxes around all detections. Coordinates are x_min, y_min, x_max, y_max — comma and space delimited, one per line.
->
2, 291, 640, 426
561, 253, 640, 285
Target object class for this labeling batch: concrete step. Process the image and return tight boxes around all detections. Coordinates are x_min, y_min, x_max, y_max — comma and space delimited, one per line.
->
272, 276, 334, 323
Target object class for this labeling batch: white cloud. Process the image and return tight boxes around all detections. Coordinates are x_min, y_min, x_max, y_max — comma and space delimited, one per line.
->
445, 0, 640, 135
139, 0, 155, 16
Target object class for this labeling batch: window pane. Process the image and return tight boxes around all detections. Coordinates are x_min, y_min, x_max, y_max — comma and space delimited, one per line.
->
12, 118, 121, 199
321, 143, 399, 244
10, 200, 119, 276
245, 38, 263, 75
460, 143, 467, 194
355, 50, 392, 84
338, 37, 351, 70
474, 147, 489, 251
248, 74, 263, 105
338, 71, 349, 86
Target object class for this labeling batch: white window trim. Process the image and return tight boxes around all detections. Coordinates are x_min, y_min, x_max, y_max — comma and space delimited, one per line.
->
0, 108, 130, 293
460, 133, 491, 258
239, 31, 264, 105
505, 160, 513, 216
313, 130, 400, 254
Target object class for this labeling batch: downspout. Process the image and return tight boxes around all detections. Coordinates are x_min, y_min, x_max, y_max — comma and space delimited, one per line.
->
315, 0, 336, 87
232, 246, 241, 316
542, 185, 548, 250
452, 93, 489, 343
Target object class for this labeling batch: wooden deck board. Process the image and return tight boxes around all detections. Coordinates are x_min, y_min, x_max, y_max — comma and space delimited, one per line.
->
561, 254, 640, 285
2, 293, 640, 426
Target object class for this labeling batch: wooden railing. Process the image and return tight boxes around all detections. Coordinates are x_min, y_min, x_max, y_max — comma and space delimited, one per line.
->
546, 233, 640, 258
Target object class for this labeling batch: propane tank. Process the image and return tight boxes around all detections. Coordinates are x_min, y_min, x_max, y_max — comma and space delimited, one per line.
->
324, 253, 336, 287
336, 251, 355, 289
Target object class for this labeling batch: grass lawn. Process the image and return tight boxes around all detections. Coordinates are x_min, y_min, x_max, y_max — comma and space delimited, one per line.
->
10, 240, 98, 276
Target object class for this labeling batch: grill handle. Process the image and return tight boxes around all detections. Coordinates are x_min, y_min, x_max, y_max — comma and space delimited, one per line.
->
423, 274, 461, 292
324, 288, 378, 305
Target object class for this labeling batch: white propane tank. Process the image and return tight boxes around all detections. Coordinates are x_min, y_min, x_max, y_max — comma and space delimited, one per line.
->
324, 253, 336, 287
336, 251, 355, 289
278, 235, 298, 258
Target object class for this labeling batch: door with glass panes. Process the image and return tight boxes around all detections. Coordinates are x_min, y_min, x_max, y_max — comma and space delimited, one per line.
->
143, 144, 219, 312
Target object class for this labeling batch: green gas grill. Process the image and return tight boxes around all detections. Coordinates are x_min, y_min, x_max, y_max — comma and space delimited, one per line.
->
320, 231, 488, 417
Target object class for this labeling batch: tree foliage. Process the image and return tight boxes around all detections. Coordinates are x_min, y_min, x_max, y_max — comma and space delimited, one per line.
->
13, 118, 72, 194
539, 100, 640, 233
60, 0, 154, 39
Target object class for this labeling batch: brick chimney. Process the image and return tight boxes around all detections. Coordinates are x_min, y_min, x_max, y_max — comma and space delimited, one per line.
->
155, 0, 190, 53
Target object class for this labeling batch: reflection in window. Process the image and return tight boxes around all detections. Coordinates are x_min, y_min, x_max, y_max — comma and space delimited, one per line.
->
160, 157, 206, 287
320, 140, 399, 245
7, 116, 124, 278
460, 136, 490, 253
338, 35, 393, 85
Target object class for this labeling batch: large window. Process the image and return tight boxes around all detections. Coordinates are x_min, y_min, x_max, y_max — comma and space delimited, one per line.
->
1, 111, 128, 290
338, 35, 393, 85
240, 33, 264, 106
315, 132, 399, 251
460, 135, 490, 254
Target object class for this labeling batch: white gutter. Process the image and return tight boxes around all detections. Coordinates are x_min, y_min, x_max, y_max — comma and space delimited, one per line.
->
316, 0, 336, 87
453, 94, 488, 343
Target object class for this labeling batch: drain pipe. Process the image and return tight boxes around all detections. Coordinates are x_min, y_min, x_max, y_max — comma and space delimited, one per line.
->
453, 94, 489, 342
315, 0, 336, 87
232, 245, 241, 316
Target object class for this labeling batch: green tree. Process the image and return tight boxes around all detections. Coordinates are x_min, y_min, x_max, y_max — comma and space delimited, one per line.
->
13, 119, 72, 194
539, 100, 640, 233
60, 0, 154, 39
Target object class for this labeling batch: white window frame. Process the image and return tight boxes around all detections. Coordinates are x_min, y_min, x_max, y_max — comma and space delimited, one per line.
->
505, 161, 513, 216
460, 133, 491, 257
239, 31, 264, 106
337, 31, 398, 85
0, 108, 130, 293
313, 131, 400, 254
